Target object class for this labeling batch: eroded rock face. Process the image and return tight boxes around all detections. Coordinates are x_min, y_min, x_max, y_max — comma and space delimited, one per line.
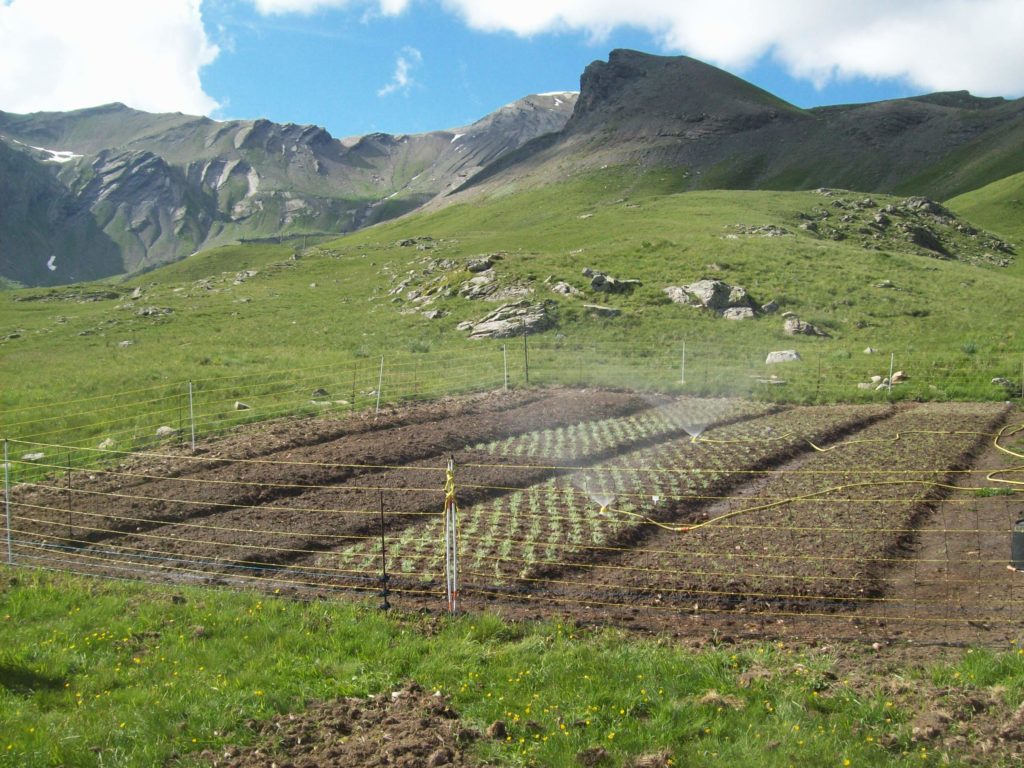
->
663, 279, 759, 315
464, 301, 553, 339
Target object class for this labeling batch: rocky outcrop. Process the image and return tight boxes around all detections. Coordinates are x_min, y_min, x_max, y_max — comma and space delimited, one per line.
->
663, 279, 761, 316
582, 268, 641, 293
782, 313, 829, 337
461, 301, 553, 339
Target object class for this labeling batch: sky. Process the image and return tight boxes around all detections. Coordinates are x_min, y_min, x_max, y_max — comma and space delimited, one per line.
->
1, 0, 1023, 138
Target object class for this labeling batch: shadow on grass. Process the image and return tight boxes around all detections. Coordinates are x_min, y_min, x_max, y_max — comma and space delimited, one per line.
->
0, 663, 66, 695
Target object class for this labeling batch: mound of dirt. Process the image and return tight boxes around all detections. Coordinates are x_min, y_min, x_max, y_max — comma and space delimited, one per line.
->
202, 682, 483, 768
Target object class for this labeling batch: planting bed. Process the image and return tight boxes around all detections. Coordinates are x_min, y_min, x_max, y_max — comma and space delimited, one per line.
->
5, 387, 1018, 642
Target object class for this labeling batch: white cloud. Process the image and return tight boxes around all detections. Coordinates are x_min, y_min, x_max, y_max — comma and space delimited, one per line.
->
0, 0, 219, 115
250, 0, 409, 14
378, 46, 422, 97
436, 0, 1024, 96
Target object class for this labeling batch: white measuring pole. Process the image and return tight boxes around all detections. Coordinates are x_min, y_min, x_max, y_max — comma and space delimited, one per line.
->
887, 352, 895, 395
188, 380, 196, 452
444, 457, 459, 614
4, 440, 12, 564
375, 355, 384, 415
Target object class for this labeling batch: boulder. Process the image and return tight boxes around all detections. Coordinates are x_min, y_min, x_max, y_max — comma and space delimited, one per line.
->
891, 371, 907, 384
589, 271, 641, 293
156, 426, 178, 438
783, 315, 829, 337
864, 347, 879, 354
550, 281, 582, 298
97, 438, 116, 450
459, 273, 497, 300
766, 350, 801, 364
21, 452, 45, 462
466, 301, 553, 339
664, 279, 758, 315
723, 307, 755, 320
857, 382, 874, 390
466, 257, 493, 273
761, 300, 779, 314
234, 401, 251, 410
583, 304, 621, 318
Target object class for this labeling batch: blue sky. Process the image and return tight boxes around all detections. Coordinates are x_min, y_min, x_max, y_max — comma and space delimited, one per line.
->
2, 0, 1022, 139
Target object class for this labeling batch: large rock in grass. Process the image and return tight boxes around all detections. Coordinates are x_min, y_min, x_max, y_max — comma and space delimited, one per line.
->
663, 279, 759, 316
766, 350, 801, 364
465, 301, 553, 339
783, 313, 830, 337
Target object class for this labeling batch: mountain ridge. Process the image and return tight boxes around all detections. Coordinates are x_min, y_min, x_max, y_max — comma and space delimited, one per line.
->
2, 49, 1023, 287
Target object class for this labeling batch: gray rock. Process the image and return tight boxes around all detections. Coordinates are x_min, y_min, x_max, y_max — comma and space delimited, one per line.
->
422, 309, 446, 320
156, 426, 178, 438
459, 273, 497, 300
663, 286, 696, 305
583, 304, 620, 318
118, 340, 133, 348
667, 279, 759, 315
761, 300, 779, 314
234, 401, 251, 410
766, 350, 801, 364
864, 347, 879, 354
590, 272, 641, 293
130, 287, 143, 299
467, 257, 493, 273
97, 438, 116, 450
857, 382, 874, 390
21, 452, 45, 462
783, 316, 829, 337
550, 281, 582, 298
311, 388, 329, 397
722, 307, 755, 320
135, 306, 173, 317
466, 301, 553, 339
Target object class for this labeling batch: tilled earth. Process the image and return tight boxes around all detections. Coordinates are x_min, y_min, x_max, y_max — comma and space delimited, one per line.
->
8, 388, 1020, 648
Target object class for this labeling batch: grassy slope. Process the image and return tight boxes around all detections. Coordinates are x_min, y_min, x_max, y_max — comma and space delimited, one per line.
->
947, 170, 1024, 243
3, 570, 1023, 768
1, 167, 1022, 424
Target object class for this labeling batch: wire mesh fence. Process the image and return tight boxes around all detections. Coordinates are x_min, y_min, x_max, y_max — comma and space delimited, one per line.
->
3, 376, 1023, 645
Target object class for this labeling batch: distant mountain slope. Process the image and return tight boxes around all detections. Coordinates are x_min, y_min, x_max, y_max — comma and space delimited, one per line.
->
0, 94, 576, 286
454, 50, 1024, 201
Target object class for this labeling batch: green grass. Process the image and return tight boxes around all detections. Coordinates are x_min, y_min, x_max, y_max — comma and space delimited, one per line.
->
947, 170, 1024, 243
3, 569, 1023, 767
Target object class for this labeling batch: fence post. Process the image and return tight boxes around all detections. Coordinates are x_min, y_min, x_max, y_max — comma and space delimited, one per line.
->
378, 489, 391, 611
188, 380, 196, 452
502, 345, 508, 391
375, 355, 384, 415
443, 457, 459, 614
4, 440, 12, 565
888, 352, 895, 396
523, 329, 530, 386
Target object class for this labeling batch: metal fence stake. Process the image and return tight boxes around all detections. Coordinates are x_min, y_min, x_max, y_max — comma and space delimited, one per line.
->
375, 355, 384, 415
188, 380, 196, 452
4, 440, 12, 565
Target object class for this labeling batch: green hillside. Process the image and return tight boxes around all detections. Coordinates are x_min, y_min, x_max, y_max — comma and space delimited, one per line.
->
947, 170, 1024, 243
2, 168, 1022, 444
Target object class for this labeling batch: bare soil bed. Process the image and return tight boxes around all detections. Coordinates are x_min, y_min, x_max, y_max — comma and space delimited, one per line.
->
7, 387, 1019, 646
